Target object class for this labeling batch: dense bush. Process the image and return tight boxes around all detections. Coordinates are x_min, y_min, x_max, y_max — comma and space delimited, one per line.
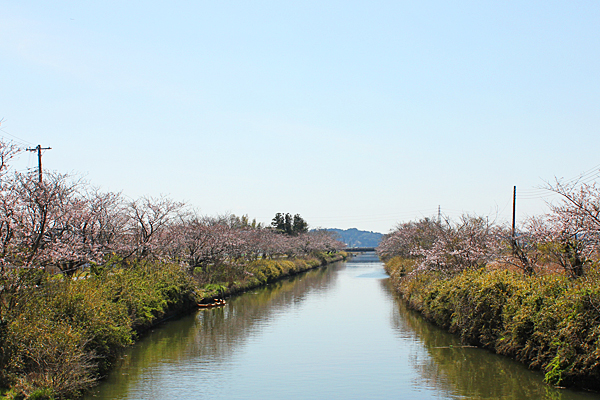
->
0, 252, 347, 399
221, 253, 342, 294
100, 262, 197, 330
0, 262, 197, 399
386, 259, 600, 389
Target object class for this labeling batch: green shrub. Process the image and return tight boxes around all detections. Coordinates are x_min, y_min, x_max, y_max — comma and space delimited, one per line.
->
101, 262, 196, 330
0, 254, 333, 398
5, 303, 95, 399
387, 260, 600, 389
0, 261, 197, 398
384, 256, 416, 279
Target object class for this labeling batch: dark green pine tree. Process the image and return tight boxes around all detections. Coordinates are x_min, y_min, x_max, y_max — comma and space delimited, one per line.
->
271, 213, 309, 236
292, 214, 308, 235
271, 213, 286, 233
284, 213, 293, 235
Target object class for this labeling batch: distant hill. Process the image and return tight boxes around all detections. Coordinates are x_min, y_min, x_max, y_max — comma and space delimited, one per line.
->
326, 228, 383, 248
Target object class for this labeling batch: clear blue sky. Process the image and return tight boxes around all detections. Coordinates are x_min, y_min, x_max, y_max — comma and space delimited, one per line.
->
2, 1, 599, 233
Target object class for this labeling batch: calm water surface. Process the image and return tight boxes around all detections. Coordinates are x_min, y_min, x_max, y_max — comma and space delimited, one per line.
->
85, 254, 600, 400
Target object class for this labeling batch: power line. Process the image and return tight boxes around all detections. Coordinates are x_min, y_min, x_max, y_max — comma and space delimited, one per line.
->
0, 127, 35, 147
564, 163, 600, 185
517, 188, 555, 199
582, 172, 600, 185
519, 187, 550, 193
518, 195, 555, 200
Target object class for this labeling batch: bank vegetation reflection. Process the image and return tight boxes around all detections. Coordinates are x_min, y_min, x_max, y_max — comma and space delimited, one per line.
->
383, 281, 597, 400
87, 263, 343, 399
87, 261, 599, 400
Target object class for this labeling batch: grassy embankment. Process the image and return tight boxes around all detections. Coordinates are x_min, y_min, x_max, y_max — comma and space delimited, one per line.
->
199, 251, 347, 300
0, 251, 346, 400
384, 256, 600, 390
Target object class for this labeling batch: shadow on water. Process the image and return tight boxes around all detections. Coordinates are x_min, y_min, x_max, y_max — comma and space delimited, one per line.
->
85, 262, 344, 399
86, 255, 600, 400
381, 280, 600, 400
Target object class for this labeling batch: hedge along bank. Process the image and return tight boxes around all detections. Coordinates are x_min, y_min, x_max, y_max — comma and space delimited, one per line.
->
0, 251, 347, 400
384, 256, 600, 390
197, 251, 348, 301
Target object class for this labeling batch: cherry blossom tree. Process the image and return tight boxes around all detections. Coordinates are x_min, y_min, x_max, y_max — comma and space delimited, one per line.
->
416, 215, 501, 273
37, 188, 127, 275
523, 215, 592, 277
4, 172, 83, 269
121, 196, 185, 261
498, 225, 540, 275
83, 189, 128, 255
297, 229, 345, 255
0, 140, 22, 270
547, 179, 600, 235
511, 179, 600, 278
0, 137, 341, 277
377, 217, 441, 260
379, 215, 501, 274
0, 139, 20, 179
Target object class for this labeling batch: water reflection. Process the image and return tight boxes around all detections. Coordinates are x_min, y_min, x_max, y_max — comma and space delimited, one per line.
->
86, 257, 600, 400
85, 263, 343, 399
191, 262, 342, 361
383, 280, 599, 400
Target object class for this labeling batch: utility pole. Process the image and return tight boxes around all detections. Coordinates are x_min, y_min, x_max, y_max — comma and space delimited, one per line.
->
510, 186, 518, 256
512, 186, 516, 238
26, 145, 51, 183
438, 205, 441, 225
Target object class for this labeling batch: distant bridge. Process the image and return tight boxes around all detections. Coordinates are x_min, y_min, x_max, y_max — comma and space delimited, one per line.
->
343, 247, 376, 253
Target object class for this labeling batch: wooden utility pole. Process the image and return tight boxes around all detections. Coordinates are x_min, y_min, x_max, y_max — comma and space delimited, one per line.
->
510, 185, 517, 256
26, 145, 51, 183
512, 186, 516, 238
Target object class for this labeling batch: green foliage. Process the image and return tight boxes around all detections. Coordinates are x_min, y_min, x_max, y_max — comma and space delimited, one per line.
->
0, 261, 197, 399
45, 278, 133, 373
0, 388, 21, 400
311, 251, 346, 266
199, 283, 228, 299
271, 213, 308, 236
386, 258, 600, 389
384, 256, 416, 279
0, 251, 338, 398
27, 389, 55, 400
5, 305, 96, 399
247, 260, 296, 282
101, 262, 196, 330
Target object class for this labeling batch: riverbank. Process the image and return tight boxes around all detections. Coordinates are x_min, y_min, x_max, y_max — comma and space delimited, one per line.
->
384, 256, 600, 391
197, 251, 347, 301
0, 251, 346, 400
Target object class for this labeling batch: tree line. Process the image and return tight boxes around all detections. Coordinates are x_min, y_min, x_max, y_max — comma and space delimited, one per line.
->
0, 140, 344, 280
378, 179, 600, 278
0, 138, 347, 399
378, 178, 600, 388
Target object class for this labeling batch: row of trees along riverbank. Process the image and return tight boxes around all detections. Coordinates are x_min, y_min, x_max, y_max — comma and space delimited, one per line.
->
378, 180, 600, 390
0, 140, 346, 400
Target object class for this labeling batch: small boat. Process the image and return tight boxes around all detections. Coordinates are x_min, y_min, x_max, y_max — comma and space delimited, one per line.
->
197, 299, 227, 308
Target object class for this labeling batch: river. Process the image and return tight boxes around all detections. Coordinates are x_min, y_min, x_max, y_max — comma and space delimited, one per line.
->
84, 253, 600, 400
